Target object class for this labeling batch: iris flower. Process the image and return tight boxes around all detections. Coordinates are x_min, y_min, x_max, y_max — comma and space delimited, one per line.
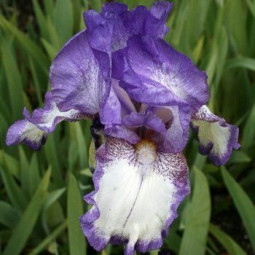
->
6, 2, 239, 254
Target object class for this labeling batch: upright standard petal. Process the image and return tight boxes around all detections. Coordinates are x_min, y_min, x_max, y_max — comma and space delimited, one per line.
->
113, 36, 209, 110
50, 31, 106, 115
126, 1, 173, 38
84, 1, 173, 54
81, 138, 190, 254
84, 3, 129, 53
191, 105, 240, 166
149, 1, 173, 21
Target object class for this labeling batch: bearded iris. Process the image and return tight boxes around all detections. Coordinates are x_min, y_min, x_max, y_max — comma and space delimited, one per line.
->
6, 2, 239, 255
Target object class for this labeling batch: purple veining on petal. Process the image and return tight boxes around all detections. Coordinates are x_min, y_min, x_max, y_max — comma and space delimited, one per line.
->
50, 30, 122, 127
192, 105, 219, 122
80, 138, 190, 254
50, 31, 106, 115
113, 35, 209, 110
122, 175, 144, 230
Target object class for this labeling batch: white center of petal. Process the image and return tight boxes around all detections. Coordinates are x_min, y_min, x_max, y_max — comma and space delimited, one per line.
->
135, 140, 157, 166
150, 65, 187, 100
193, 120, 230, 157
22, 122, 45, 142
86, 138, 189, 253
93, 157, 176, 247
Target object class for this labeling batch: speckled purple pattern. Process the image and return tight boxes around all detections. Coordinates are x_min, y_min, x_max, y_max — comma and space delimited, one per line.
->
112, 35, 209, 110
50, 31, 106, 115
80, 138, 190, 254
192, 105, 220, 122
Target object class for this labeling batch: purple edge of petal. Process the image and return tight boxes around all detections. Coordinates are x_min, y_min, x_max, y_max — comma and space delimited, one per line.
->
6, 119, 47, 151
80, 143, 190, 253
191, 120, 240, 166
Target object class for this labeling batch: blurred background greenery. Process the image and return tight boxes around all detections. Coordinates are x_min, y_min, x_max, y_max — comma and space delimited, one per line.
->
0, 0, 255, 254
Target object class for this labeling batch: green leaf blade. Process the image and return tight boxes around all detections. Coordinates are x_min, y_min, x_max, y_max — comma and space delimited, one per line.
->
67, 173, 86, 255
209, 223, 246, 255
222, 168, 255, 252
2, 169, 51, 255
180, 168, 211, 255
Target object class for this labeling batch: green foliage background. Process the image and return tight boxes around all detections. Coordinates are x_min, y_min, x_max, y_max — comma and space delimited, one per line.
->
0, 0, 255, 254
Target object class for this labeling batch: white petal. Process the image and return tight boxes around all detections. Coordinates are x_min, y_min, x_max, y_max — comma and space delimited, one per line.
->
81, 138, 190, 253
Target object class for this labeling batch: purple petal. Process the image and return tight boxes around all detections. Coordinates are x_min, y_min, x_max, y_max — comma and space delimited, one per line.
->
84, 10, 113, 53
191, 105, 240, 166
50, 31, 106, 115
112, 79, 136, 115
123, 110, 167, 134
101, 2, 128, 15
6, 119, 46, 150
84, 3, 129, 53
113, 35, 209, 110
142, 104, 191, 153
150, 1, 173, 21
163, 104, 192, 153
100, 85, 122, 126
101, 79, 136, 127
80, 138, 190, 254
84, 1, 173, 54
104, 125, 140, 144
124, 1, 172, 40
102, 3, 129, 52
6, 92, 90, 150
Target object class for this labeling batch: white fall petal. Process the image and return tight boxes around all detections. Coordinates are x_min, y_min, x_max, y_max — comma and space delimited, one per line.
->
81, 138, 190, 254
